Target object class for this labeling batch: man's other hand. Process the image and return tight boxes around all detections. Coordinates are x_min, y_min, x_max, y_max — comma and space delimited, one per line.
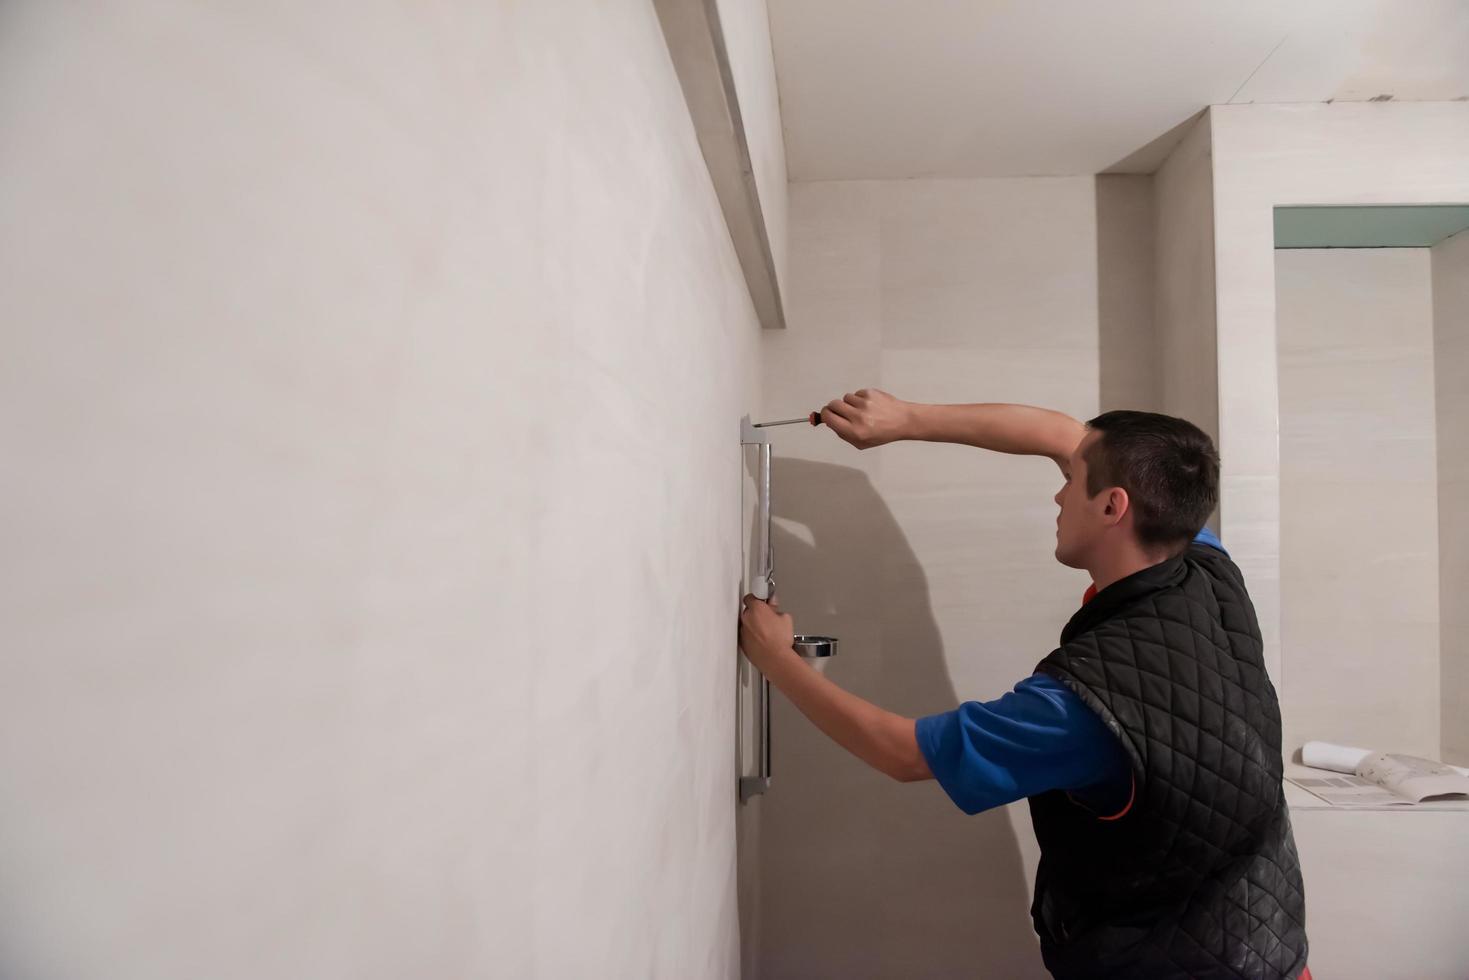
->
739, 593, 795, 670
821, 388, 913, 449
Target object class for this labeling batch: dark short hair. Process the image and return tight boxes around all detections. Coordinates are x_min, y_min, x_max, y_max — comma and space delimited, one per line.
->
1083, 410, 1220, 550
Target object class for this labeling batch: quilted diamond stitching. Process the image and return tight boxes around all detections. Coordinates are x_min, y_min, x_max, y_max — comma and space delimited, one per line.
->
1032, 549, 1307, 977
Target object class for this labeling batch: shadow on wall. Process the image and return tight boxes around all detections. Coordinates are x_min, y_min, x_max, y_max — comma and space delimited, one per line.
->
746, 456, 1046, 980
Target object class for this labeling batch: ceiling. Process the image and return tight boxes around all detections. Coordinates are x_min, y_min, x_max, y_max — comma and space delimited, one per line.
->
767, 0, 1469, 180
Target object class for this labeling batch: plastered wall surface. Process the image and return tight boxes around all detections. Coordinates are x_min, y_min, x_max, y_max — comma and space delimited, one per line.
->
753, 176, 1103, 979
1096, 174, 1160, 414
1290, 808, 1469, 979
1275, 248, 1440, 758
1208, 102, 1469, 980
1153, 114, 1220, 462
1434, 229, 1469, 765
1209, 100, 1469, 702
0, 2, 763, 977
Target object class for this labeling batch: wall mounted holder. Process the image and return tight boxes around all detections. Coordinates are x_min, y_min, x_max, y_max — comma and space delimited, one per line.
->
739, 415, 837, 804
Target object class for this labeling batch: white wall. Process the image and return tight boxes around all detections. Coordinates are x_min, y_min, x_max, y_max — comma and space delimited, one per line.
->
1153, 114, 1220, 527
1208, 102, 1469, 980
753, 177, 1100, 979
1275, 249, 1440, 758
700, 2, 791, 969
1434, 230, 1469, 765
0, 3, 763, 977
1096, 174, 1160, 413
1290, 807, 1469, 979
1209, 100, 1469, 699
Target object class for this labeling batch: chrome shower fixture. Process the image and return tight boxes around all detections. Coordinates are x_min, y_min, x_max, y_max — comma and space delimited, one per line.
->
738, 415, 838, 803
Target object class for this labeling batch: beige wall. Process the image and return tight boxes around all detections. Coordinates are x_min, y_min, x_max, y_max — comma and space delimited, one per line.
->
1434, 230, 1469, 766
1153, 114, 1220, 467
752, 176, 1101, 979
1275, 249, 1440, 758
0, 3, 763, 977
707, 1, 790, 969
1096, 174, 1160, 413
1291, 807, 1469, 978
1210, 100, 1469, 700
1208, 102, 1469, 980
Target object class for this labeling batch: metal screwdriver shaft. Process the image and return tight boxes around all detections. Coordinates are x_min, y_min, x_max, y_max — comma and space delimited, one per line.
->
753, 411, 823, 428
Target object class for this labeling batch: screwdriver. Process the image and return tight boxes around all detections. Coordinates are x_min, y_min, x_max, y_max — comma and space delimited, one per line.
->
753, 411, 824, 428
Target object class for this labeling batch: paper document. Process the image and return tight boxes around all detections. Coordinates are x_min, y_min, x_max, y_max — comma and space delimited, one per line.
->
1291, 745, 1469, 807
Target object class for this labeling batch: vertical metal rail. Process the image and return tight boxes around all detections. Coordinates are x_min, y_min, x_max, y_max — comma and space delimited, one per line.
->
740, 417, 772, 802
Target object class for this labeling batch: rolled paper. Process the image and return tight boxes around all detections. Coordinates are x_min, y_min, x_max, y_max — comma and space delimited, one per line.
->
1301, 741, 1469, 777
1301, 741, 1373, 774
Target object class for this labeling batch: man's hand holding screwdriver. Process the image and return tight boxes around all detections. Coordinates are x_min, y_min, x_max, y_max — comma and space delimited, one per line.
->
818, 388, 916, 450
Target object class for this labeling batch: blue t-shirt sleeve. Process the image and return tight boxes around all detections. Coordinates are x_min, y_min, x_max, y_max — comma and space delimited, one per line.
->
1193, 525, 1227, 555
915, 675, 1131, 816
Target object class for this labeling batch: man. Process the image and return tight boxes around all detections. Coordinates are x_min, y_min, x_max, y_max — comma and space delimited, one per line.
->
738, 389, 1310, 980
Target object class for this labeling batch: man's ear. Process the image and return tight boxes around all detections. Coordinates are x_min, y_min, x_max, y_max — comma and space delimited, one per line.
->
1103, 487, 1130, 526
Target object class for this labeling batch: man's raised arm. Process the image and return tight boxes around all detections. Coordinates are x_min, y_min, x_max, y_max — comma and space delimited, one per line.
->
820, 389, 1086, 469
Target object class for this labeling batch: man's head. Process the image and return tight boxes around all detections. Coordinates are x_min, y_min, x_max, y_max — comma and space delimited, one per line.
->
1053, 411, 1219, 570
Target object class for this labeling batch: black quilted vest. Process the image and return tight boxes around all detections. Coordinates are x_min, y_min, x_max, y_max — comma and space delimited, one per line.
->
1029, 543, 1308, 979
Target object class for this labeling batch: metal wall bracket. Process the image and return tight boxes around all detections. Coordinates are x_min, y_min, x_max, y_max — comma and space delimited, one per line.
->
739, 415, 773, 802
740, 414, 769, 446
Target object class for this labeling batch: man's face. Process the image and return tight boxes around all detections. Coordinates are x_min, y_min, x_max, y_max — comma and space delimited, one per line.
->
1054, 430, 1109, 569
